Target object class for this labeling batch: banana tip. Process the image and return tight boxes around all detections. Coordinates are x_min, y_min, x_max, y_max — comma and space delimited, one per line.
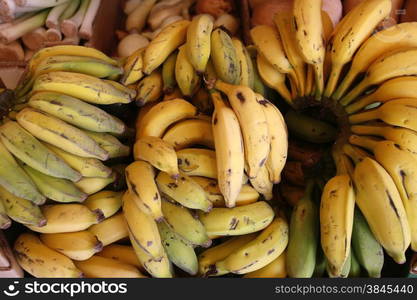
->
93, 209, 105, 223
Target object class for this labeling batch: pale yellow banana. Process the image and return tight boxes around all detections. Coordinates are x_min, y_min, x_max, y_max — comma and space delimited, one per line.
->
88, 212, 128, 246
249, 164, 273, 201
98, 244, 142, 270
121, 47, 145, 86
175, 45, 200, 97
83, 130, 130, 159
186, 14, 213, 73
135, 69, 163, 106
84, 190, 123, 219
177, 148, 217, 179
74, 173, 116, 195
232, 38, 254, 88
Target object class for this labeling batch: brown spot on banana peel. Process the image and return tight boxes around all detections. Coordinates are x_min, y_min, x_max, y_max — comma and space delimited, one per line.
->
236, 92, 245, 103
234, 260, 259, 274
399, 170, 410, 199
229, 218, 239, 230
92, 209, 105, 223
386, 190, 401, 220
94, 241, 104, 252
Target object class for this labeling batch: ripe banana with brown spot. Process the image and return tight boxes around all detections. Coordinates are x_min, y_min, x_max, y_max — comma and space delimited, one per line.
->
84, 190, 123, 219
88, 212, 128, 246
177, 148, 217, 179
135, 68, 163, 107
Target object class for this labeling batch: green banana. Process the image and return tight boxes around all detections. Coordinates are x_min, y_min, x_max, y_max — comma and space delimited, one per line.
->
162, 52, 178, 94
0, 198, 11, 229
349, 250, 361, 277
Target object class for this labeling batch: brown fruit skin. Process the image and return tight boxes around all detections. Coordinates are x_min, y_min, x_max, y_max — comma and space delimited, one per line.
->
401, 0, 417, 22
196, 0, 235, 18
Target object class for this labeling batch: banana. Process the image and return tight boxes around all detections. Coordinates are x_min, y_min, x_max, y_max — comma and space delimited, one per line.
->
0, 198, 11, 229
32, 71, 134, 105
344, 148, 410, 264
274, 12, 306, 97
324, 0, 392, 98
161, 199, 211, 247
0, 120, 81, 182
175, 45, 201, 97
125, 161, 163, 221
28, 92, 125, 134
22, 163, 88, 203
251, 55, 268, 96
83, 130, 130, 159
121, 47, 145, 86
88, 212, 128, 246
249, 164, 273, 201
162, 118, 214, 150
198, 233, 257, 276
349, 250, 361, 278
285, 110, 337, 143
0, 139, 45, 204
135, 69, 163, 106
74, 255, 146, 278
158, 220, 198, 275
137, 98, 197, 138
143, 20, 191, 74
98, 244, 142, 269
349, 99, 417, 132
186, 14, 213, 73
156, 171, 212, 212
293, 0, 325, 98
346, 77, 417, 114
177, 148, 217, 179
198, 201, 274, 237
16, 108, 108, 160
191, 177, 259, 207
84, 190, 123, 219
327, 251, 351, 278
135, 102, 160, 140
162, 51, 178, 94
320, 174, 355, 277
27, 203, 104, 234
0, 185, 46, 226
214, 81, 270, 179
128, 227, 174, 278
14, 233, 83, 278
74, 173, 116, 195
103, 79, 137, 99
350, 123, 417, 155
286, 182, 319, 278
40, 231, 103, 261
256, 94, 288, 183
232, 38, 254, 88
351, 208, 384, 278
210, 91, 244, 207
134, 136, 179, 178
349, 135, 417, 251
256, 53, 292, 105
215, 216, 289, 274
341, 48, 417, 105
123, 191, 163, 259
243, 251, 287, 278
334, 23, 417, 101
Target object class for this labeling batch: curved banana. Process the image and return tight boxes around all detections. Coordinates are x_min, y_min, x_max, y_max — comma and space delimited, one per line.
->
161, 199, 211, 247
32, 71, 134, 105
14, 233, 83, 278
27, 203, 104, 234
162, 51, 178, 94
177, 148, 217, 179
162, 118, 214, 150
143, 20, 190, 74
214, 81, 270, 179
0, 185, 46, 226
74, 173, 116, 195
83, 130, 130, 159
0, 120, 81, 182
98, 244, 142, 269
324, 0, 392, 98
135, 69, 163, 106
88, 212, 128, 246
0, 198, 11, 229
134, 136, 179, 178
74, 255, 146, 278
249, 164, 273, 201
84, 190, 123, 219
186, 14, 213, 73
243, 252, 287, 278
198, 201, 274, 236
175, 45, 200, 97
121, 47, 145, 86
40, 230, 103, 261
215, 216, 289, 274
28, 92, 125, 134
334, 23, 417, 101
232, 38, 254, 88
122, 191, 163, 259
137, 98, 197, 138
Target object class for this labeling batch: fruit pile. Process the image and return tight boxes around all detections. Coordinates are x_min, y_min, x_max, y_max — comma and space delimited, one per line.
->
1, 0, 417, 278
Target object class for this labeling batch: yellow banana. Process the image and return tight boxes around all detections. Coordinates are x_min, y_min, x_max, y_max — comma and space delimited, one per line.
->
121, 47, 145, 86
74, 255, 146, 278
135, 69, 163, 106
198, 201, 274, 236
186, 14, 213, 73
74, 173, 116, 195
133, 136, 179, 178
143, 20, 191, 74
14, 233, 83, 278
88, 212, 128, 246
162, 118, 214, 150
161, 199, 211, 247
243, 251, 287, 278
0, 198, 11, 229
27, 203, 104, 234
324, 0, 392, 98
83, 130, 130, 159
232, 38, 254, 88
84, 190, 123, 219
123, 191, 163, 259
177, 148, 217, 179
249, 164, 273, 201
175, 45, 201, 97
0, 120, 81, 182
125, 161, 163, 221
98, 244, 142, 270
156, 171, 212, 212
40, 230, 103, 261
162, 51, 178, 94
137, 98, 197, 138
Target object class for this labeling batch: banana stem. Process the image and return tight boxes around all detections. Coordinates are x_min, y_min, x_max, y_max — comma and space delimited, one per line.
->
313, 63, 324, 101
214, 80, 234, 95
209, 90, 227, 110
340, 79, 369, 106
342, 143, 368, 165
348, 109, 378, 124
351, 125, 383, 137
324, 63, 343, 98
332, 68, 357, 101
301, 179, 315, 202
349, 135, 377, 152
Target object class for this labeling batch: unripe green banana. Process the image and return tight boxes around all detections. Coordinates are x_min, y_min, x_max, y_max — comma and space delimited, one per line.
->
0, 197, 11, 229
286, 181, 319, 278
349, 250, 361, 277
162, 51, 178, 94
175, 45, 200, 97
